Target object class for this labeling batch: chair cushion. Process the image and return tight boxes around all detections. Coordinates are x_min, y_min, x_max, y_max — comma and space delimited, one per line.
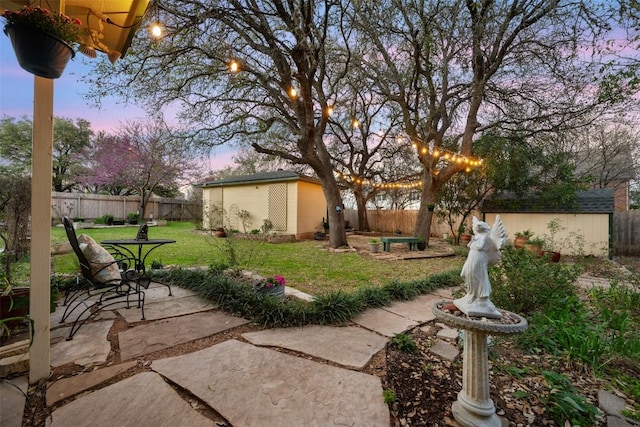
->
77, 234, 122, 284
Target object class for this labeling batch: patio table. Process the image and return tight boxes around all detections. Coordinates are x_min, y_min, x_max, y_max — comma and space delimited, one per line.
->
101, 238, 176, 275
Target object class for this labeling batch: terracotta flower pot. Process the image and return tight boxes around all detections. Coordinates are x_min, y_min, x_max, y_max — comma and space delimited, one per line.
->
513, 236, 528, 249
4, 24, 74, 79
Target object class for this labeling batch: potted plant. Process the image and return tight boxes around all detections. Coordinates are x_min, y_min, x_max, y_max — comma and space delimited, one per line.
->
523, 236, 545, 255
254, 274, 286, 298
0, 282, 30, 339
2, 5, 82, 79
542, 219, 563, 262
416, 237, 427, 251
321, 217, 329, 234
369, 238, 381, 253
513, 230, 534, 249
459, 224, 471, 244
127, 212, 140, 225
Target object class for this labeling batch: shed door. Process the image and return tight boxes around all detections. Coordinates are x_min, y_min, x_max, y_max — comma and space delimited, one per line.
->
269, 183, 287, 231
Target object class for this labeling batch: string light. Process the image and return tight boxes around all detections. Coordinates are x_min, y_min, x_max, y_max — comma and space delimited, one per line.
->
335, 172, 423, 189
224, 64, 483, 168
150, 21, 162, 38
149, 2, 162, 38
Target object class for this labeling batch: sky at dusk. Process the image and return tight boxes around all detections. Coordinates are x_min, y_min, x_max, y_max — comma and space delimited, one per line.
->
0, 34, 236, 171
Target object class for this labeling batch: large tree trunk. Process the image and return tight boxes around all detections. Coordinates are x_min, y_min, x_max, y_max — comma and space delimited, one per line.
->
316, 169, 348, 248
414, 171, 442, 245
354, 188, 370, 232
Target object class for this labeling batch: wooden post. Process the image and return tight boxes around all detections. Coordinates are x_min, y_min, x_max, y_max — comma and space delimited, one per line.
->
29, 75, 54, 384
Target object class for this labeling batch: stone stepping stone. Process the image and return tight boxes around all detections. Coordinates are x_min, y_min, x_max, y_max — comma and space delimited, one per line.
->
152, 339, 390, 427
353, 307, 418, 337
141, 284, 195, 302
242, 325, 387, 368
50, 320, 113, 368
382, 294, 441, 323
429, 339, 459, 362
47, 361, 137, 406
119, 310, 249, 360
50, 298, 118, 326
46, 372, 212, 427
0, 375, 27, 427
436, 326, 460, 340
117, 295, 216, 323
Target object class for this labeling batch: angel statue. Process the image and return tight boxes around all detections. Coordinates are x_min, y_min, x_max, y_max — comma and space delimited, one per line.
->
453, 215, 507, 319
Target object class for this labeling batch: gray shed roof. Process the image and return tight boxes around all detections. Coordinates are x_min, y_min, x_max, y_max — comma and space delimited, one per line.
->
200, 170, 321, 188
482, 189, 614, 214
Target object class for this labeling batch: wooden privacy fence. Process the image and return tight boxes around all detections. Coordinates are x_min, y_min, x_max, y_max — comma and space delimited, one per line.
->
344, 209, 454, 237
51, 192, 202, 222
613, 211, 640, 256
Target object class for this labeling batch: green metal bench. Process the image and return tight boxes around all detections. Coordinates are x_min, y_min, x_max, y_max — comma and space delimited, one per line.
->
380, 236, 420, 252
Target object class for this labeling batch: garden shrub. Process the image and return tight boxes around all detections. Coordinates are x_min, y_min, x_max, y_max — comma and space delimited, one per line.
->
489, 246, 580, 314
541, 370, 601, 426
151, 267, 461, 328
94, 214, 114, 225
517, 282, 640, 373
390, 333, 418, 353
383, 280, 420, 300
354, 286, 391, 307
311, 290, 364, 325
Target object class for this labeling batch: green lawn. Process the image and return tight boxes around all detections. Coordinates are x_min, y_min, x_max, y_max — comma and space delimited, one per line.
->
51, 221, 462, 295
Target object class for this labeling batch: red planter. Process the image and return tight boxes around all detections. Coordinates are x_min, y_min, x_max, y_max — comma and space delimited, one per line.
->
4, 24, 74, 79
548, 251, 561, 263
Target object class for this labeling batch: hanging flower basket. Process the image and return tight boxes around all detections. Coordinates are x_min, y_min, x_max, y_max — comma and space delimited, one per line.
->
2, 6, 81, 79
4, 24, 74, 79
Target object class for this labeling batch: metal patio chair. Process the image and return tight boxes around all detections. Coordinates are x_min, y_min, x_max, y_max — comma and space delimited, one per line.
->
59, 217, 148, 340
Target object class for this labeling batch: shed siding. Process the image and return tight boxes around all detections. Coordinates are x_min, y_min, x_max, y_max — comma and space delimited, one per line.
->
223, 184, 269, 232
285, 182, 297, 233
201, 174, 325, 238
297, 181, 327, 237
484, 213, 609, 256
202, 187, 223, 229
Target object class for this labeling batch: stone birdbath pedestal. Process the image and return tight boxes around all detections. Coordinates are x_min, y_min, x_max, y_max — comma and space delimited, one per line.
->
433, 302, 527, 426
432, 215, 528, 427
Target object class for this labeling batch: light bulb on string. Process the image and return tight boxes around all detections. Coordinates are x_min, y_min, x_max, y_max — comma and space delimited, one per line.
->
229, 60, 240, 72
149, 21, 162, 38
